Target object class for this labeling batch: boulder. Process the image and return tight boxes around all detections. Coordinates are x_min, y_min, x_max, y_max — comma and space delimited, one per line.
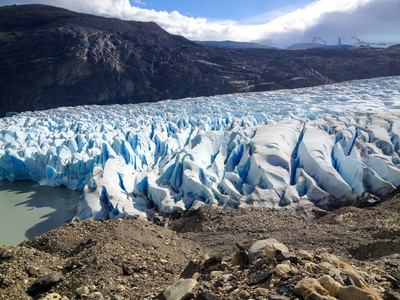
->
336, 285, 375, 300
321, 253, 340, 266
319, 275, 341, 296
76, 286, 90, 296
27, 271, 63, 296
248, 239, 288, 263
275, 264, 291, 276
163, 278, 197, 300
296, 250, 314, 261
294, 278, 335, 300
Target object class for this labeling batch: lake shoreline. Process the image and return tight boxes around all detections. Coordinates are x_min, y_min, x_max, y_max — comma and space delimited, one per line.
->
0, 180, 82, 246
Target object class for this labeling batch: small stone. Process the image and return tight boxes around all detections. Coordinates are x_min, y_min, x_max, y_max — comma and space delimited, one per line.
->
160, 258, 168, 264
163, 278, 197, 300
328, 270, 337, 277
336, 285, 375, 300
269, 295, 291, 300
232, 250, 249, 267
344, 275, 356, 286
210, 271, 223, 280
380, 281, 392, 288
265, 243, 289, 260
222, 274, 232, 281
295, 250, 313, 261
319, 275, 341, 296
152, 215, 165, 226
202, 257, 222, 273
220, 262, 229, 271
195, 292, 220, 300
321, 253, 340, 266
327, 267, 345, 285
76, 286, 89, 296
40, 293, 62, 300
277, 252, 298, 264
247, 271, 272, 286
391, 271, 400, 282
280, 259, 291, 265
321, 262, 334, 269
27, 271, 63, 297
201, 254, 210, 261
122, 266, 134, 276
358, 271, 370, 280
248, 239, 288, 263
275, 264, 291, 276
181, 261, 199, 279
277, 284, 295, 294
252, 258, 266, 268
89, 285, 97, 292
254, 287, 268, 296
111, 295, 123, 300
305, 262, 317, 273
1, 249, 12, 258
116, 284, 125, 292
294, 278, 330, 299
222, 284, 233, 292
385, 275, 399, 288
26, 265, 40, 277
344, 268, 364, 289
238, 290, 250, 299
91, 291, 103, 299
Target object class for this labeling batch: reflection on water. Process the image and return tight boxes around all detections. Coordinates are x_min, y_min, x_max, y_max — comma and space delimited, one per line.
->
0, 180, 83, 246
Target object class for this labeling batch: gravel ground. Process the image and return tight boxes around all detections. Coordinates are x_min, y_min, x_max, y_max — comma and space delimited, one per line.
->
1, 193, 400, 299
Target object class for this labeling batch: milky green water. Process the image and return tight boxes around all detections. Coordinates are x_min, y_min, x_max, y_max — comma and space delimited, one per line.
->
0, 180, 83, 246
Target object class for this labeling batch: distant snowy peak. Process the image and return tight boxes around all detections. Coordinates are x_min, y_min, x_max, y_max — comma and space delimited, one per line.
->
285, 36, 392, 50
1, 76, 400, 220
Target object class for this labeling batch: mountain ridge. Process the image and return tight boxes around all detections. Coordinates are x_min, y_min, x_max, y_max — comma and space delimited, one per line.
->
195, 40, 275, 49
1, 4, 400, 117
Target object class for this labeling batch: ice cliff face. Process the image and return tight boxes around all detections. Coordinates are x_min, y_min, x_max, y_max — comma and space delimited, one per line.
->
1, 77, 400, 220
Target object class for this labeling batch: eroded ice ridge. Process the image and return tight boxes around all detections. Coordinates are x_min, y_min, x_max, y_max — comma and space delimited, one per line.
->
1, 77, 400, 220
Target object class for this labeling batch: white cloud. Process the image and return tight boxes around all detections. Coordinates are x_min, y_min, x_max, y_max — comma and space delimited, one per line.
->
2, 0, 399, 47
131, 0, 144, 5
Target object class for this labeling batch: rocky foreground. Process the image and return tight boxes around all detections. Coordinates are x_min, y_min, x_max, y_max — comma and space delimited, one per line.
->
1, 194, 400, 300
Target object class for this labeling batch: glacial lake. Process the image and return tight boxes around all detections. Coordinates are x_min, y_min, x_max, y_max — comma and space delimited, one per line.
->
0, 180, 83, 246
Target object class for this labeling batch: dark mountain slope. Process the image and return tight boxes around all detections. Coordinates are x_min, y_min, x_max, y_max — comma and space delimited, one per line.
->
0, 4, 95, 35
1, 4, 400, 117
195, 40, 274, 49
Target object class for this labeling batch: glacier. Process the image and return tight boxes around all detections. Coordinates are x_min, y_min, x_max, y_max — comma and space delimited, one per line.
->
1, 76, 400, 220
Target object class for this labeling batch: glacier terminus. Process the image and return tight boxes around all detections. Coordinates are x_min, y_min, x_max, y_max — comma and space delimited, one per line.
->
1, 76, 400, 220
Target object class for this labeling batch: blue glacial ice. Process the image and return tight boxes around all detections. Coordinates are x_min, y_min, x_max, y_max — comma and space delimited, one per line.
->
1, 76, 400, 220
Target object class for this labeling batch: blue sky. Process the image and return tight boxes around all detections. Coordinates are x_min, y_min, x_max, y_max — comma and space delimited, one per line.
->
139, 0, 313, 23
2, 0, 399, 47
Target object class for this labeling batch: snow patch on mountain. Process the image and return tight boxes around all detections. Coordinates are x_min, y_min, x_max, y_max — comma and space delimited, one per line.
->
1, 77, 400, 220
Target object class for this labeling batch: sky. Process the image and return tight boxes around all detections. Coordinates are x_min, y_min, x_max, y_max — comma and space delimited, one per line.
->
1, 0, 399, 47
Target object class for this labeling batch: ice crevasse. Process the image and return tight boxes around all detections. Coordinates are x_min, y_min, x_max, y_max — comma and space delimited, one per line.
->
1, 76, 400, 220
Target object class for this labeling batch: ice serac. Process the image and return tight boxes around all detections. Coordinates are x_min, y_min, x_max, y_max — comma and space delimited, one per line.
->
298, 124, 358, 207
240, 121, 301, 206
1, 76, 400, 220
